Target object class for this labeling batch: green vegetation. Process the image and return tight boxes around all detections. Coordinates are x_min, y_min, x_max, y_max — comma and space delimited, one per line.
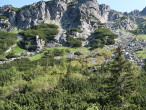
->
66, 36, 82, 47
68, 28, 83, 33
0, 23, 9, 26
106, 46, 138, 108
9, 45, 26, 54
135, 35, 146, 40
10, 30, 22, 33
28, 53, 44, 61
44, 46, 90, 53
96, 48, 112, 59
19, 23, 59, 41
81, 14, 92, 19
129, 23, 146, 35
136, 49, 146, 58
90, 28, 118, 49
0, 46, 145, 109
31, 5, 37, 9
68, 3, 81, 7
120, 16, 127, 21
21, 5, 28, 10
9, 7, 20, 12
19, 24, 59, 50
0, 31, 17, 55
0, 15, 8, 20
6, 52, 18, 58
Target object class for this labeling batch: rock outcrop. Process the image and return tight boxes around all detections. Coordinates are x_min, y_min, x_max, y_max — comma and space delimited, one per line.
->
128, 10, 140, 16
35, 35, 45, 51
0, 18, 11, 31
0, 0, 102, 39
140, 7, 146, 16
0, 0, 141, 33
99, 4, 110, 23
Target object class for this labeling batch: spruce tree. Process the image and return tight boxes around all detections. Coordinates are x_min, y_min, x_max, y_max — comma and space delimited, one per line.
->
106, 45, 137, 108
143, 59, 146, 71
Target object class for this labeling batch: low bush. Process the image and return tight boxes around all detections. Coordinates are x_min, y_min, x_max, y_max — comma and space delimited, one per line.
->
0, 15, 8, 19
66, 36, 82, 47
6, 53, 18, 59
0, 31, 17, 55
9, 7, 20, 12
68, 28, 83, 33
19, 24, 59, 50
90, 28, 118, 49
74, 51, 83, 56
19, 24, 59, 41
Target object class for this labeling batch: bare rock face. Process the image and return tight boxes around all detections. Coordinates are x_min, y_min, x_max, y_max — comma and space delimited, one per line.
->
0, 18, 11, 31
140, 7, 146, 16
16, 0, 69, 29
129, 10, 140, 16
35, 35, 45, 51
0, 0, 144, 33
108, 10, 123, 21
106, 9, 136, 30
0, 0, 138, 32
99, 4, 111, 23
0, 0, 101, 37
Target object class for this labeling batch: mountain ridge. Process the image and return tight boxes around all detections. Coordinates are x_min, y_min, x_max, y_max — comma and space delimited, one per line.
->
0, 0, 145, 64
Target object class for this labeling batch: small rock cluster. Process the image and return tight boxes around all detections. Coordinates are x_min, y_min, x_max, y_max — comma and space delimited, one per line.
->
122, 38, 146, 65
35, 35, 45, 51
107, 30, 146, 66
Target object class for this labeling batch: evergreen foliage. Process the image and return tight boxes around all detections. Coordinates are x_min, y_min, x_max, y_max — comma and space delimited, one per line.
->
9, 7, 21, 12
105, 45, 138, 108
90, 28, 118, 49
0, 31, 17, 55
0, 46, 145, 110
19, 24, 59, 50
66, 36, 82, 47
19, 23, 59, 41
68, 28, 83, 33
0, 15, 8, 20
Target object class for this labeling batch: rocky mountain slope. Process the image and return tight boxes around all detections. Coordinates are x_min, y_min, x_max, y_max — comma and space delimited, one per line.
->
0, 0, 146, 65
0, 0, 141, 34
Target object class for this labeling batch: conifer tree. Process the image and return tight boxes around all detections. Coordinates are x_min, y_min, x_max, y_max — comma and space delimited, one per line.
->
59, 50, 66, 69
143, 59, 146, 71
106, 45, 137, 108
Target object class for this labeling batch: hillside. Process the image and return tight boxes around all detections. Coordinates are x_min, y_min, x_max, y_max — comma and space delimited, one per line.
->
0, 0, 146, 109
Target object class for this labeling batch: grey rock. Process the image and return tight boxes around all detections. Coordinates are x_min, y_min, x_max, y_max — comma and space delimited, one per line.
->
35, 35, 45, 51
129, 10, 140, 16
99, 4, 111, 23
140, 7, 146, 16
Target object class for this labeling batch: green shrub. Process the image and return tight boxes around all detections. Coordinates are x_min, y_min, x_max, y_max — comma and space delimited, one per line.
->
0, 31, 17, 55
0, 55, 5, 61
19, 24, 59, 41
0, 15, 8, 20
6, 53, 18, 59
90, 28, 118, 49
120, 16, 127, 21
76, 37, 86, 41
0, 23, 9, 26
68, 28, 83, 33
53, 49, 66, 56
74, 51, 83, 56
66, 36, 82, 47
31, 5, 37, 9
9, 7, 20, 12
19, 24, 59, 50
